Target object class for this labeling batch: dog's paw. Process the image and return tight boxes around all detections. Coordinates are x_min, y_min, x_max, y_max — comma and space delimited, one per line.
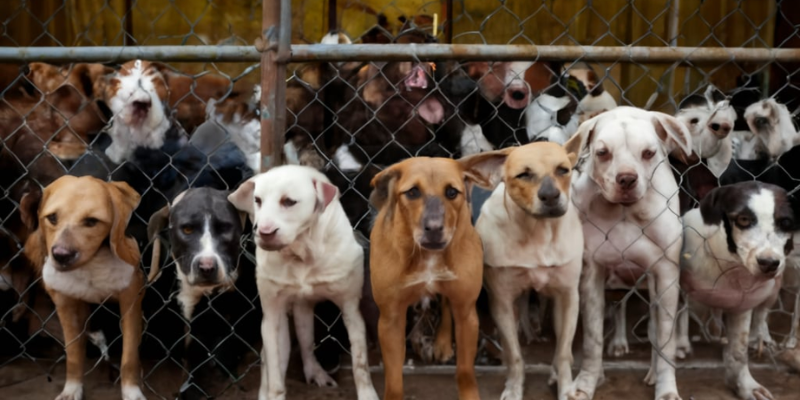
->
356, 387, 380, 400
676, 341, 693, 360
643, 367, 656, 386
565, 389, 591, 400
304, 365, 338, 388
122, 385, 146, 400
606, 339, 629, 358
500, 385, 523, 400
55, 382, 84, 400
571, 371, 598, 400
432, 337, 454, 364
656, 393, 682, 400
783, 335, 798, 349
736, 379, 774, 400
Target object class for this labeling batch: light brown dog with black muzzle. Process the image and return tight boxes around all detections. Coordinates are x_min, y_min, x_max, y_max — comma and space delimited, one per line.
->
369, 156, 501, 400
20, 175, 147, 400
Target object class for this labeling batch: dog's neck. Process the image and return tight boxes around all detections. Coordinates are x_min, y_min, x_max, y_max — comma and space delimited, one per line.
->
503, 191, 570, 239
279, 202, 354, 263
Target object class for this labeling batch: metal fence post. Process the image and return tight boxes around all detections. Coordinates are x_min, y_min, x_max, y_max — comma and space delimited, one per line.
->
259, 0, 290, 172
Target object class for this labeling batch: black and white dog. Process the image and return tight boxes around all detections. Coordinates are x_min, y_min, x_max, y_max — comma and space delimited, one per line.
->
147, 187, 260, 400
680, 181, 795, 400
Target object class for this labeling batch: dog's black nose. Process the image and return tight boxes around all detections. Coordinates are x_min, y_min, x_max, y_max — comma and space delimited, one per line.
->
616, 173, 638, 190
538, 177, 561, 206
51, 246, 78, 266
510, 90, 526, 101
132, 100, 151, 116
757, 257, 780, 274
195, 257, 218, 277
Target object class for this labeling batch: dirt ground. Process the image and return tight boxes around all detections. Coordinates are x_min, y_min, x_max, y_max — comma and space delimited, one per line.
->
2, 355, 799, 400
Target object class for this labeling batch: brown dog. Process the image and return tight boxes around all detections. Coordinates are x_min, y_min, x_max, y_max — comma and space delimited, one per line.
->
20, 176, 147, 400
369, 156, 501, 400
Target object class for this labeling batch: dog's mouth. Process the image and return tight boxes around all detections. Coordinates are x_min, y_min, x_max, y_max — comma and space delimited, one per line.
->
419, 241, 448, 251
127, 99, 152, 124
532, 206, 567, 218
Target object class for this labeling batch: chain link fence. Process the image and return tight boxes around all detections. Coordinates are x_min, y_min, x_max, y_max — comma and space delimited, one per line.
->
2, 0, 800, 398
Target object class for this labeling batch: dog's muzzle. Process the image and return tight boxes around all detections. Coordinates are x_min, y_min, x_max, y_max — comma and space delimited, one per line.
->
51, 245, 79, 268
535, 177, 567, 218
256, 225, 284, 251
419, 196, 447, 250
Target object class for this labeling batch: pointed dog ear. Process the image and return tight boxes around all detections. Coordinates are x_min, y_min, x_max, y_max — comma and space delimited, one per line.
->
228, 179, 256, 223
457, 147, 513, 190
369, 165, 401, 216
107, 180, 141, 267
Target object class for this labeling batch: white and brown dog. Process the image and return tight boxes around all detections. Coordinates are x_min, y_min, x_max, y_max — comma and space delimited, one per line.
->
227, 165, 378, 400
680, 181, 794, 400
472, 142, 582, 400
565, 106, 693, 400
20, 176, 146, 400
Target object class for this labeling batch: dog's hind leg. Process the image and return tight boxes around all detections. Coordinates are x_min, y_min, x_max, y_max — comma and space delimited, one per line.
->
52, 292, 89, 400
293, 301, 337, 388
378, 300, 409, 400
433, 297, 454, 363
118, 275, 146, 400
336, 297, 379, 400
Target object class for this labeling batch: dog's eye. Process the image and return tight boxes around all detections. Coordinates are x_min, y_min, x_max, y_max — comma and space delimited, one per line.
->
182, 226, 194, 235
516, 171, 533, 180
690, 118, 699, 125
778, 218, 794, 231
595, 148, 610, 159
556, 166, 570, 176
736, 215, 752, 228
254, 197, 262, 207
46, 213, 58, 225
445, 186, 459, 200
405, 187, 421, 200
83, 217, 99, 227
642, 149, 656, 160
281, 197, 297, 207
755, 117, 769, 128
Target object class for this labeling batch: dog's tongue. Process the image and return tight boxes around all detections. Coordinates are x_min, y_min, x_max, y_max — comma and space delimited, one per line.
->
417, 98, 444, 124
405, 65, 428, 89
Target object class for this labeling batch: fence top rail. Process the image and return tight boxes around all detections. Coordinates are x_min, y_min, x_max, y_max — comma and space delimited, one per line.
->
0, 44, 799, 64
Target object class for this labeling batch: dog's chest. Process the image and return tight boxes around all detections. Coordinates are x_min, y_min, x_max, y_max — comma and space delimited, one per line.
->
681, 266, 779, 313
257, 248, 360, 298
404, 256, 457, 294
42, 248, 135, 303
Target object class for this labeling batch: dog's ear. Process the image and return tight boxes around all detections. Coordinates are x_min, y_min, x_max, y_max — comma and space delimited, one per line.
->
564, 114, 599, 158
457, 148, 513, 189
313, 179, 339, 212
699, 185, 734, 226
369, 166, 401, 213
19, 184, 43, 232
651, 111, 692, 157
147, 205, 170, 244
107, 181, 142, 266
229, 179, 256, 223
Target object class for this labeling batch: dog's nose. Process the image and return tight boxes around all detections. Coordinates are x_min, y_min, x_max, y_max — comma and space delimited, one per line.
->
51, 246, 78, 266
258, 224, 278, 238
537, 177, 561, 206
509, 90, 526, 101
616, 173, 638, 190
196, 257, 217, 276
756, 257, 780, 274
709, 122, 732, 137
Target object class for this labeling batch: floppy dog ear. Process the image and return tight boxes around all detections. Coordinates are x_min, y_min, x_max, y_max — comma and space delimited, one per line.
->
651, 111, 693, 157
564, 114, 599, 159
369, 166, 400, 213
228, 179, 256, 223
107, 181, 142, 267
20, 185, 46, 269
146, 205, 169, 283
313, 179, 339, 212
457, 147, 513, 189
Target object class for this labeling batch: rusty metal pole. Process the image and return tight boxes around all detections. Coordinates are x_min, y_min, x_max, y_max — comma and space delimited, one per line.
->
260, 0, 289, 172
328, 0, 337, 33
444, 0, 453, 43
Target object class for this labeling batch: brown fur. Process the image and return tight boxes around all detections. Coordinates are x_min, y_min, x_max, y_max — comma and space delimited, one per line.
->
369, 156, 496, 400
19, 176, 146, 397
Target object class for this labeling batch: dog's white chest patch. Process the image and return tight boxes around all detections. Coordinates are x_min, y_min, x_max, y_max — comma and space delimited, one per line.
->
42, 248, 135, 303
405, 256, 457, 292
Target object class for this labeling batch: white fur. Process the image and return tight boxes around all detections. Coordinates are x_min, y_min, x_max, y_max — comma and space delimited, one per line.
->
230, 166, 378, 400
578, 91, 617, 117
122, 384, 146, 400
87, 330, 110, 361
477, 181, 583, 400
55, 380, 84, 400
525, 94, 579, 144
206, 84, 262, 172
569, 107, 688, 400
333, 145, 363, 171
42, 248, 134, 304
459, 123, 494, 156
106, 59, 171, 164
731, 130, 760, 160
674, 85, 736, 176
744, 98, 800, 159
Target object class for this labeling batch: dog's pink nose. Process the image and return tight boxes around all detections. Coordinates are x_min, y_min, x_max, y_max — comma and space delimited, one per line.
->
258, 224, 278, 237
196, 257, 216, 272
51, 246, 77, 266
616, 173, 638, 190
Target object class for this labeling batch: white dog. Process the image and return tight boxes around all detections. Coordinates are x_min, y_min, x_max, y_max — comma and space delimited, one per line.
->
228, 165, 378, 400
565, 106, 692, 400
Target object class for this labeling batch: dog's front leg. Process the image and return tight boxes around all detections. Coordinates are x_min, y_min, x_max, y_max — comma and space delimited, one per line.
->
725, 311, 774, 400
749, 295, 777, 356
784, 291, 800, 349
552, 284, 580, 400
485, 270, 525, 400
52, 292, 89, 400
119, 276, 146, 400
573, 259, 605, 399
377, 300, 408, 400
644, 261, 680, 400
259, 296, 288, 400
292, 301, 337, 388
607, 300, 630, 357
451, 298, 480, 400
337, 297, 380, 400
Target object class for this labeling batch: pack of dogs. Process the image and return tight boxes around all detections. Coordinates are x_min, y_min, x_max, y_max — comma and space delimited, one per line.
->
3, 14, 800, 400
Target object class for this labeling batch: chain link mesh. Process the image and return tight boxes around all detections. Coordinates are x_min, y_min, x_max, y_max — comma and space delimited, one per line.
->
2, 0, 800, 398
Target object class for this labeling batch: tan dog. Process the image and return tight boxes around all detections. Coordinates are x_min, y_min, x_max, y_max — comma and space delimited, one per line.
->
369, 156, 500, 400
470, 142, 582, 400
20, 176, 146, 400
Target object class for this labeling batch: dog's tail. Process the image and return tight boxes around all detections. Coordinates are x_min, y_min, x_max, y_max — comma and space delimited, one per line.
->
146, 206, 170, 283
